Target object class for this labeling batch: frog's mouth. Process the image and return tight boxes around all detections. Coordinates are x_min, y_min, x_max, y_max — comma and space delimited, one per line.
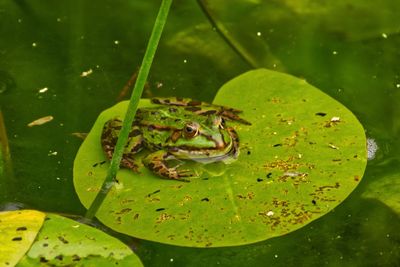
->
167, 141, 237, 164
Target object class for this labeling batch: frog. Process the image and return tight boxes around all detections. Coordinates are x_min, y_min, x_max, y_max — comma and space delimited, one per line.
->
101, 97, 251, 181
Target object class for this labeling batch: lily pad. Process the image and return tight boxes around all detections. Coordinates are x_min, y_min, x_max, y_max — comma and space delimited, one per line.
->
73, 69, 367, 247
0, 210, 45, 267
19, 213, 143, 266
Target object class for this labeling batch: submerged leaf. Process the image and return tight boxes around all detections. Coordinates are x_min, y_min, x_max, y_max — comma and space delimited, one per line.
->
73, 69, 367, 247
362, 171, 400, 215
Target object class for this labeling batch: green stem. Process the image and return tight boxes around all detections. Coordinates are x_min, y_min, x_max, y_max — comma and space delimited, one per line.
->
196, 0, 258, 69
85, 0, 172, 219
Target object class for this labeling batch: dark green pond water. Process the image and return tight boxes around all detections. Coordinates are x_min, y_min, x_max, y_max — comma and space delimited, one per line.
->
1, 0, 399, 266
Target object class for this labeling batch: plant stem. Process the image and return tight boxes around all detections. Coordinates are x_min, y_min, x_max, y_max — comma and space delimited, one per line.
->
196, 0, 259, 69
85, 0, 172, 220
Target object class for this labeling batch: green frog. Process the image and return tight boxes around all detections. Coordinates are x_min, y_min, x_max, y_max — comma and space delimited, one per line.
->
101, 97, 250, 180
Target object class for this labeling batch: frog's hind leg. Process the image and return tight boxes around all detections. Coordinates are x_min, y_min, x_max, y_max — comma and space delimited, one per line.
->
197, 106, 251, 125
227, 127, 240, 158
101, 121, 143, 172
142, 150, 194, 181
120, 127, 144, 172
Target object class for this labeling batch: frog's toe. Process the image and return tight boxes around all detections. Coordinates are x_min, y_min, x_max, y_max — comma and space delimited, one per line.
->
162, 168, 196, 181
177, 169, 196, 177
121, 158, 140, 172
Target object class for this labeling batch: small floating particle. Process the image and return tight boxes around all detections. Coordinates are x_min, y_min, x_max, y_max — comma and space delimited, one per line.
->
32, 42, 37, 47
382, 33, 388, 39
48, 151, 58, 156
38, 87, 48, 93
256, 31, 262, 36
266, 211, 274, 216
28, 115, 54, 127
71, 132, 88, 139
114, 40, 120, 45
330, 116, 340, 122
80, 69, 93, 77
328, 143, 339, 149
283, 171, 307, 177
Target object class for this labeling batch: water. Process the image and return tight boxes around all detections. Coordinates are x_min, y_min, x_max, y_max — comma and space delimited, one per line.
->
0, 0, 399, 266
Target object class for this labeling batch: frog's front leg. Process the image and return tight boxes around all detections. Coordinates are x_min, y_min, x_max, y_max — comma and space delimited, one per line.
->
142, 150, 195, 181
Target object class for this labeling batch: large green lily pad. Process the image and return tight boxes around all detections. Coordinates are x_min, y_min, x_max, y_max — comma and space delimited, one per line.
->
73, 69, 367, 247
19, 213, 142, 266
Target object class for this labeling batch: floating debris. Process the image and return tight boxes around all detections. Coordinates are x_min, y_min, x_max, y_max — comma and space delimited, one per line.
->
330, 117, 340, 122
38, 87, 48, 93
283, 171, 308, 177
80, 69, 93, 77
27, 115, 53, 127
367, 138, 378, 160
71, 132, 88, 140
48, 150, 58, 156
328, 143, 339, 149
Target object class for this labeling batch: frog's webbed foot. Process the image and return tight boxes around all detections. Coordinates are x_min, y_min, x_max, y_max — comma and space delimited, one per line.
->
143, 150, 195, 181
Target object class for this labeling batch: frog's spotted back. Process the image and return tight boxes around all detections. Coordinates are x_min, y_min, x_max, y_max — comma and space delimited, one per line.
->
151, 97, 251, 125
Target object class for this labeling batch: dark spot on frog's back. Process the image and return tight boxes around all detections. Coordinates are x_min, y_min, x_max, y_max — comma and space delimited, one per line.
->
129, 129, 142, 137
200, 110, 217, 116
185, 106, 201, 112
169, 107, 178, 113
187, 100, 201, 106
151, 98, 161, 104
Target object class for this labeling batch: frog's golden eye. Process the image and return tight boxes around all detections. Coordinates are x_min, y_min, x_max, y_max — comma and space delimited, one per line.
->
183, 122, 199, 138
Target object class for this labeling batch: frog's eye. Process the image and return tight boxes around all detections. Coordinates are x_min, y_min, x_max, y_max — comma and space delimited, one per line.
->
183, 122, 199, 138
